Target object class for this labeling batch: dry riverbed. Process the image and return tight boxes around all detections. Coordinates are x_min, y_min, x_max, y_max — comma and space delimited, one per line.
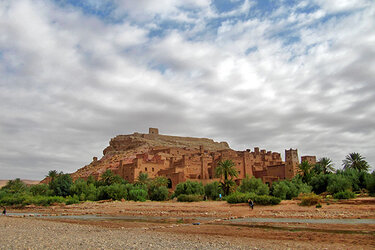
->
1, 198, 375, 249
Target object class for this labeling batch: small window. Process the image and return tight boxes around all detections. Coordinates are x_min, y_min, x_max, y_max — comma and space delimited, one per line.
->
145, 168, 147, 171
152, 168, 154, 172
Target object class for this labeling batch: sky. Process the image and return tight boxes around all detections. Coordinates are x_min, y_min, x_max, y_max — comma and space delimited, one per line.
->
1, 0, 374, 180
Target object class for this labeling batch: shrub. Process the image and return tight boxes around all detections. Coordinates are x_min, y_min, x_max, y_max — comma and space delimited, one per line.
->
1, 178, 28, 194
177, 194, 204, 202
310, 174, 331, 194
30, 184, 49, 196
365, 172, 375, 195
226, 192, 281, 205
128, 188, 148, 201
316, 204, 322, 208
49, 174, 73, 197
174, 181, 204, 197
299, 193, 320, 206
327, 175, 351, 194
70, 180, 98, 201
97, 184, 127, 201
65, 195, 80, 205
271, 179, 311, 200
239, 176, 269, 195
333, 190, 355, 199
149, 186, 169, 201
204, 181, 222, 200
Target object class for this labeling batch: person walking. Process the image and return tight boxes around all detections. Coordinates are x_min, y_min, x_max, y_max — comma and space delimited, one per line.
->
248, 199, 254, 210
2, 206, 6, 215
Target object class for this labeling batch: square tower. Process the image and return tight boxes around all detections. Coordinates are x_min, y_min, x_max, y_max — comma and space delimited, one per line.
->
149, 128, 159, 135
285, 149, 299, 179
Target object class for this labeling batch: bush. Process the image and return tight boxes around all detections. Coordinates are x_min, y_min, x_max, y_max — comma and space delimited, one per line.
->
65, 195, 80, 205
327, 175, 351, 194
70, 179, 98, 201
271, 179, 312, 200
299, 193, 320, 206
226, 192, 280, 205
204, 181, 222, 200
49, 174, 73, 197
177, 194, 204, 202
333, 190, 355, 199
1, 178, 28, 194
174, 181, 204, 197
365, 172, 375, 195
30, 184, 49, 196
239, 176, 269, 195
97, 184, 127, 201
128, 188, 148, 201
0, 194, 66, 207
149, 186, 169, 201
310, 174, 331, 194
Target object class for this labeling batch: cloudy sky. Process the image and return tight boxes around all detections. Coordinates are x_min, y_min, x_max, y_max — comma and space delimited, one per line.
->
1, 0, 374, 180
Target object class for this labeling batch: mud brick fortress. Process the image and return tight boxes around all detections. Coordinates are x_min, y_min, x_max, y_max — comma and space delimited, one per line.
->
72, 128, 316, 189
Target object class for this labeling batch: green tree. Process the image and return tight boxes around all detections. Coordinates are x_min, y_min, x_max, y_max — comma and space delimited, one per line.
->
137, 173, 150, 185
298, 161, 314, 184
315, 157, 335, 174
215, 160, 238, 196
342, 153, 370, 172
100, 170, 125, 186
239, 176, 269, 195
49, 174, 73, 197
2, 178, 27, 193
47, 170, 59, 182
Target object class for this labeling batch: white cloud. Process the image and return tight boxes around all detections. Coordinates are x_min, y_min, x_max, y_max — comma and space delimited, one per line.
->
0, 0, 374, 179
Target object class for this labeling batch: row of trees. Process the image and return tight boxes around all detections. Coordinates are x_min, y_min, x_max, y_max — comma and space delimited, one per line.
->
1, 152, 373, 207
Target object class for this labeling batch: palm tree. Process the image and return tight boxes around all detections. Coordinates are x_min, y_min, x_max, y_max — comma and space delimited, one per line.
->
46, 170, 58, 183
215, 160, 238, 195
342, 152, 370, 172
137, 172, 150, 185
316, 157, 335, 174
299, 161, 314, 184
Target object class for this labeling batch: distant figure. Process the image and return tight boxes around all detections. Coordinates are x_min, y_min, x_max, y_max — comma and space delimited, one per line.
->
2, 206, 6, 215
248, 199, 254, 210
219, 193, 222, 200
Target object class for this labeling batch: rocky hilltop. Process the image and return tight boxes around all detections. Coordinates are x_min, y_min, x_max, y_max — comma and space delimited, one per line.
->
71, 128, 230, 180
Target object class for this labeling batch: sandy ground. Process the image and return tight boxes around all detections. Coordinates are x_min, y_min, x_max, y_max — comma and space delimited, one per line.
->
1, 197, 375, 249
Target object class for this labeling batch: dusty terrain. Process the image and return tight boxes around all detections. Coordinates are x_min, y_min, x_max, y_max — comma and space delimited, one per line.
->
1, 198, 374, 249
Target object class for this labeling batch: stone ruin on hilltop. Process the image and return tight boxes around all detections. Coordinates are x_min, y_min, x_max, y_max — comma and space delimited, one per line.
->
71, 128, 316, 189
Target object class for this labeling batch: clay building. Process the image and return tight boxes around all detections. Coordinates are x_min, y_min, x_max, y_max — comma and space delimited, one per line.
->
108, 129, 314, 189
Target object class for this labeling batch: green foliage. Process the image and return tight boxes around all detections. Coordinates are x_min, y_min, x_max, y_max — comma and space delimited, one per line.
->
49, 173, 73, 197
137, 173, 150, 185
342, 152, 370, 172
97, 184, 127, 200
204, 181, 222, 200
239, 176, 269, 195
271, 179, 312, 200
0, 193, 66, 207
298, 161, 314, 184
333, 190, 355, 199
299, 193, 320, 206
225, 192, 281, 205
314, 157, 335, 174
70, 179, 97, 201
30, 184, 49, 196
309, 174, 331, 194
316, 203, 322, 208
65, 195, 80, 205
100, 170, 126, 186
1, 178, 28, 194
128, 188, 148, 201
215, 160, 238, 195
366, 172, 375, 195
149, 186, 169, 201
177, 194, 204, 202
174, 181, 204, 197
326, 175, 352, 194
